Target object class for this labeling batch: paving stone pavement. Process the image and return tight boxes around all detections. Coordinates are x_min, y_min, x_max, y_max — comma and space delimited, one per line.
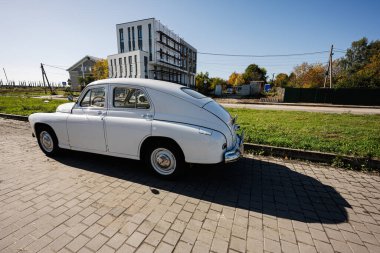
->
1, 118, 380, 253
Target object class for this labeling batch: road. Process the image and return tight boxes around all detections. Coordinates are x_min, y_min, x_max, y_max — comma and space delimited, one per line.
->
221, 103, 380, 114
1, 118, 380, 252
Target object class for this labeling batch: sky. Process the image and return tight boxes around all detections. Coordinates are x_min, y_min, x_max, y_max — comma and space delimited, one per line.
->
0, 0, 379, 83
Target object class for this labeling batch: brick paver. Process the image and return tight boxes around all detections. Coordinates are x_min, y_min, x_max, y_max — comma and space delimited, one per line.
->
1, 118, 380, 252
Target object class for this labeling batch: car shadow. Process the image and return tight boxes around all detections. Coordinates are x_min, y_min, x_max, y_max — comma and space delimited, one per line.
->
53, 150, 350, 224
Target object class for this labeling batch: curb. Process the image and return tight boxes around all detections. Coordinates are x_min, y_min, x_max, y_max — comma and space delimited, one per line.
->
244, 143, 380, 170
215, 99, 380, 109
0, 113, 28, 121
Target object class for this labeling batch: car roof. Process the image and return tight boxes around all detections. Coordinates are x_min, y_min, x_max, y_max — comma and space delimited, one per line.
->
88, 78, 212, 107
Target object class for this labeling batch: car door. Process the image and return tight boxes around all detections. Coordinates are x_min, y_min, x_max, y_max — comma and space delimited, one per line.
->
104, 85, 153, 157
67, 85, 107, 152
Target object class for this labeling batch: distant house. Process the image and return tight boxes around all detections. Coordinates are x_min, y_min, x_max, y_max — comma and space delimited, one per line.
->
67, 55, 101, 91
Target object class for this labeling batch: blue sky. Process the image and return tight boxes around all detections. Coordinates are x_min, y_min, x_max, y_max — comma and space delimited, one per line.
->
1, 0, 379, 82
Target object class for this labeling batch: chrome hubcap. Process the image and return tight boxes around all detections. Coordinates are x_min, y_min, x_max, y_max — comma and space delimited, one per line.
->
150, 148, 176, 175
39, 131, 53, 152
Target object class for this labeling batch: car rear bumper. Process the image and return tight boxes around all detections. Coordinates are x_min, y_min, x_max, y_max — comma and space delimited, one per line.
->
224, 132, 244, 163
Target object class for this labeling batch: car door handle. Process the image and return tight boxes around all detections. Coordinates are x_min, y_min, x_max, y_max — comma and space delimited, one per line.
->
142, 113, 153, 120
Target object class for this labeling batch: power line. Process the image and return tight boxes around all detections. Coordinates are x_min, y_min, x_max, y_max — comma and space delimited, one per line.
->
197, 50, 330, 58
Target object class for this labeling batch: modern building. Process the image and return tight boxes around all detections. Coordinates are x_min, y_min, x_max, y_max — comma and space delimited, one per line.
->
67, 55, 101, 91
107, 18, 197, 87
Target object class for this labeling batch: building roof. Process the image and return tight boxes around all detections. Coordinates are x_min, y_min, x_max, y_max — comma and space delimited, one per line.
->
67, 55, 102, 71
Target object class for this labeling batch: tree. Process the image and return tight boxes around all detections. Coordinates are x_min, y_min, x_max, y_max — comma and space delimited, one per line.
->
92, 59, 109, 80
210, 77, 227, 90
336, 38, 380, 88
288, 62, 325, 88
242, 64, 267, 83
228, 72, 239, 85
274, 73, 289, 87
195, 72, 210, 93
234, 74, 245, 85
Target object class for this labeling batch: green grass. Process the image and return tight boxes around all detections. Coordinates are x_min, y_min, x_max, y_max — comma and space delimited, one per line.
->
0, 88, 80, 97
0, 96, 67, 116
228, 108, 380, 158
0, 95, 379, 158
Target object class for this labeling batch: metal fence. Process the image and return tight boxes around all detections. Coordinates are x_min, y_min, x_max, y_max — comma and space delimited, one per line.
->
284, 88, 380, 106
0, 79, 66, 88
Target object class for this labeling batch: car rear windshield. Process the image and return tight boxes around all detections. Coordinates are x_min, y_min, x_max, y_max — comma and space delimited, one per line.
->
181, 88, 206, 99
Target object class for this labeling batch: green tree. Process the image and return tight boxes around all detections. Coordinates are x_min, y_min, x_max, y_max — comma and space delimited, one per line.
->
242, 64, 267, 83
195, 72, 210, 94
210, 77, 227, 90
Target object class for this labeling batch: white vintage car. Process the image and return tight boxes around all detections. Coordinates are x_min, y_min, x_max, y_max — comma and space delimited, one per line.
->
29, 78, 243, 178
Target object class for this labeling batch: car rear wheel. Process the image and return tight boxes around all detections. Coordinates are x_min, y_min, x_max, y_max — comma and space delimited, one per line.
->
36, 126, 59, 156
145, 142, 185, 179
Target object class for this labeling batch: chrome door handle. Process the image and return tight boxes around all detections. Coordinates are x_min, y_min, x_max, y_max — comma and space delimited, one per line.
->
97, 111, 102, 115
142, 113, 153, 120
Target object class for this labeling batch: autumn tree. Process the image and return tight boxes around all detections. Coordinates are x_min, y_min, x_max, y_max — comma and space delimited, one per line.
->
274, 73, 289, 87
288, 62, 325, 88
92, 59, 109, 80
228, 72, 239, 85
234, 74, 245, 85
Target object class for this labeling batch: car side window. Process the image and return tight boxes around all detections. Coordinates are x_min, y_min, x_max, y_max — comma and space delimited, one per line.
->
113, 87, 150, 109
80, 87, 106, 108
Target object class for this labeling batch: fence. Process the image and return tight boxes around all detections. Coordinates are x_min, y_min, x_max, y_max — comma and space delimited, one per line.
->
0, 79, 66, 88
284, 88, 380, 106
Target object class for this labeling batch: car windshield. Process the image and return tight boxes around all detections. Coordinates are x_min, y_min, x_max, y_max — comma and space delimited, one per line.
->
181, 88, 206, 99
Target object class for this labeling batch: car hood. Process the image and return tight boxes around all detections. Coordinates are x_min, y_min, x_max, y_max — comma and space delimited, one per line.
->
56, 102, 75, 113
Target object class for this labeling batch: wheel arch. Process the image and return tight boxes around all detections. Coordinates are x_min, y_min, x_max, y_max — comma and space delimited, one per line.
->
34, 123, 58, 143
139, 136, 185, 161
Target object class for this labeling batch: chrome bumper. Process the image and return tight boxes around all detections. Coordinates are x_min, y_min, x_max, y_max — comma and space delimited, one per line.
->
224, 132, 244, 163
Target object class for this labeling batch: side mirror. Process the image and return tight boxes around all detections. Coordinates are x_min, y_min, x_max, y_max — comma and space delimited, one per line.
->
68, 95, 73, 101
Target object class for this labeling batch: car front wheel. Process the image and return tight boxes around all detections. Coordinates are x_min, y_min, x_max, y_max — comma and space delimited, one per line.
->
145, 142, 185, 178
36, 126, 59, 156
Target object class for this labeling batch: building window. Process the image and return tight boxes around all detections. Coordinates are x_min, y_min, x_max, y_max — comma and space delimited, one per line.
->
137, 25, 142, 50
110, 60, 113, 77
114, 59, 117, 77
119, 28, 124, 53
144, 56, 148, 78
160, 48, 163, 60
148, 24, 152, 61
134, 55, 138, 78
119, 58, 122, 77
124, 57, 127, 77
132, 27, 135, 51
166, 51, 168, 61
128, 27, 131, 51
129, 56, 132, 78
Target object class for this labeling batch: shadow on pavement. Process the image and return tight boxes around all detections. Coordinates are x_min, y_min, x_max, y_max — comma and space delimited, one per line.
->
53, 150, 350, 224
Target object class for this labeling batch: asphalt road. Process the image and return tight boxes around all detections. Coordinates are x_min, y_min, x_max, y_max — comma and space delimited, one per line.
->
1, 118, 380, 252
221, 103, 380, 114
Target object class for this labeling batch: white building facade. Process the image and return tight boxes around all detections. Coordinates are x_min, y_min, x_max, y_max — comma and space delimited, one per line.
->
107, 18, 197, 87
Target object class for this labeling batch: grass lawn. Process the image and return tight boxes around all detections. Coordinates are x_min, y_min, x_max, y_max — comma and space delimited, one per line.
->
227, 108, 380, 158
0, 96, 66, 116
0, 96, 379, 158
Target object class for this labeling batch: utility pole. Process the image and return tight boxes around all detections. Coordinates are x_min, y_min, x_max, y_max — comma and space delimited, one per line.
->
324, 45, 334, 88
41, 63, 53, 94
329, 45, 333, 88
3, 68, 9, 85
